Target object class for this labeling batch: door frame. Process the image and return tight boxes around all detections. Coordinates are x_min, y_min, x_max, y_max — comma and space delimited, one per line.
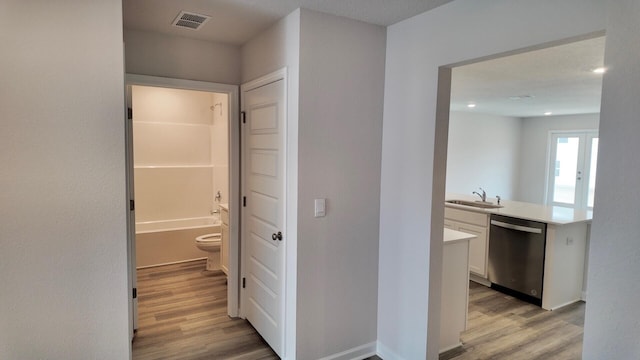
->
124, 74, 241, 320
124, 84, 137, 339
240, 68, 291, 356
433, 33, 605, 358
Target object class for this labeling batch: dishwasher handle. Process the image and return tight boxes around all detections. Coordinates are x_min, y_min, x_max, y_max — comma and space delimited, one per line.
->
490, 219, 542, 234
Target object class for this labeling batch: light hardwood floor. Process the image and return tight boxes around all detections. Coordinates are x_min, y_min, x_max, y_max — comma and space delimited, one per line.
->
440, 282, 585, 360
133, 261, 583, 359
132, 260, 278, 360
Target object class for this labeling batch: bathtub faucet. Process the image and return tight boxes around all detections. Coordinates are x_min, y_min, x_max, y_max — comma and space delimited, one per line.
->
215, 190, 222, 202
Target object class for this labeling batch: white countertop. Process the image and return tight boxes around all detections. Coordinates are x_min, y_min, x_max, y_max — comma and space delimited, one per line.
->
445, 193, 593, 225
444, 228, 476, 244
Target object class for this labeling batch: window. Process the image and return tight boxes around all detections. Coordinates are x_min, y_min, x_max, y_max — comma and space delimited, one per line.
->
547, 131, 598, 209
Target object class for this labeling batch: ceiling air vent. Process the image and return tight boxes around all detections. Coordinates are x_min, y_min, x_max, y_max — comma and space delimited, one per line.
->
172, 11, 211, 31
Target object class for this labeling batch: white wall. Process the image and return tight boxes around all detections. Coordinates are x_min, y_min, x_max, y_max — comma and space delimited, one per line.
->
241, 13, 300, 84
241, 10, 301, 359
583, 1, 640, 358
124, 30, 241, 85
0, 1, 129, 359
296, 9, 385, 359
517, 113, 599, 203
242, 9, 386, 359
446, 112, 600, 204
446, 111, 521, 199
380, 0, 607, 359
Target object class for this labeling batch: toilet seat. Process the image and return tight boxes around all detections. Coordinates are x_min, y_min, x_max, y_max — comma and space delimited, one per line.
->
195, 233, 221, 245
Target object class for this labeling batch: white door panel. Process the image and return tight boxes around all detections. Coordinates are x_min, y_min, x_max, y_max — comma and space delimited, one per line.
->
250, 151, 278, 177
250, 230, 279, 276
249, 239, 279, 300
250, 178, 279, 199
242, 78, 285, 357
250, 105, 279, 131
250, 135, 279, 150
251, 192, 279, 225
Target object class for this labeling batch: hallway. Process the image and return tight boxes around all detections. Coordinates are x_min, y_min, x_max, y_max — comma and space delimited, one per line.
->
132, 260, 277, 360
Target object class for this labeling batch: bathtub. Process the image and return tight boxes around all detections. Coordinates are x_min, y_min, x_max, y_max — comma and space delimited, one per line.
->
135, 216, 221, 268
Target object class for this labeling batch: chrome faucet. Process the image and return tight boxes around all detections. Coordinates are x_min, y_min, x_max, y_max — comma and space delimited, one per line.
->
472, 187, 487, 202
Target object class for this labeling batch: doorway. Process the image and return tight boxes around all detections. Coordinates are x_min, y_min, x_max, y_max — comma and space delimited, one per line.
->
547, 131, 599, 209
446, 36, 605, 204
124, 74, 241, 348
437, 34, 605, 358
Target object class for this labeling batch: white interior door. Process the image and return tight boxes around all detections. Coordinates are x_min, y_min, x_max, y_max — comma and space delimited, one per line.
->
241, 77, 286, 357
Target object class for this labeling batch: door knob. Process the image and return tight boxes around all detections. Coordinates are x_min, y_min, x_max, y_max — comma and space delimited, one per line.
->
271, 231, 283, 241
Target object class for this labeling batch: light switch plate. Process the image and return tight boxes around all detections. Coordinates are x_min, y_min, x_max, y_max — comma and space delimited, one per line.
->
314, 198, 326, 217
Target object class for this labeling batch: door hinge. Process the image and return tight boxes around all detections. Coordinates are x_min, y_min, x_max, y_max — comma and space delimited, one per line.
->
242, 277, 246, 289
127, 107, 133, 120
130, 199, 135, 211
243, 196, 246, 207
241, 111, 246, 124
132, 287, 137, 299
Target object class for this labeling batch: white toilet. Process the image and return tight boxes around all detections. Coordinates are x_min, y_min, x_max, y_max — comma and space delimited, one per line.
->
195, 233, 222, 271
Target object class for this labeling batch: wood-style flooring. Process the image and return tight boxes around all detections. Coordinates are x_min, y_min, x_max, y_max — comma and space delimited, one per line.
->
132, 260, 278, 360
440, 281, 585, 360
133, 262, 583, 359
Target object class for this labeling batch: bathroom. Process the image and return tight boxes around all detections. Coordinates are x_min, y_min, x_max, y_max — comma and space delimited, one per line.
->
131, 84, 230, 282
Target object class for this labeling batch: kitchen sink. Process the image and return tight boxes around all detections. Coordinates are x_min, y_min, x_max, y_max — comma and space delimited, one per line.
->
445, 199, 503, 209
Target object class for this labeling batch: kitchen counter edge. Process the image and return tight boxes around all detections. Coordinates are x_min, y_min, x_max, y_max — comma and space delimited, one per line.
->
444, 194, 592, 225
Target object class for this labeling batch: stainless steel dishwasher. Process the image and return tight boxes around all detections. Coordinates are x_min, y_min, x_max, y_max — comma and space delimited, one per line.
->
488, 214, 547, 306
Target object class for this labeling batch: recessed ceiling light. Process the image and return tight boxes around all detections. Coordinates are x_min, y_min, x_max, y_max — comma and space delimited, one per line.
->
467, 103, 476, 108
544, 111, 553, 116
592, 67, 607, 74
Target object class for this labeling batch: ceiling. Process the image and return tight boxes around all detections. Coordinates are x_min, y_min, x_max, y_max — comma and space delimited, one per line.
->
123, 2, 605, 119
450, 36, 606, 118
123, 0, 453, 46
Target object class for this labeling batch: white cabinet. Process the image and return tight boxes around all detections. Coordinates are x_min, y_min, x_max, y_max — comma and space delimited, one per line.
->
440, 230, 473, 353
457, 223, 486, 277
220, 206, 229, 276
444, 207, 489, 279
541, 222, 588, 310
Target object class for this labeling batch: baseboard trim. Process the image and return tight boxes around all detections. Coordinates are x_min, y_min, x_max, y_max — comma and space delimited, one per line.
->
439, 342, 463, 354
136, 257, 207, 269
317, 342, 377, 360
469, 273, 491, 287
376, 341, 408, 360
547, 298, 582, 311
